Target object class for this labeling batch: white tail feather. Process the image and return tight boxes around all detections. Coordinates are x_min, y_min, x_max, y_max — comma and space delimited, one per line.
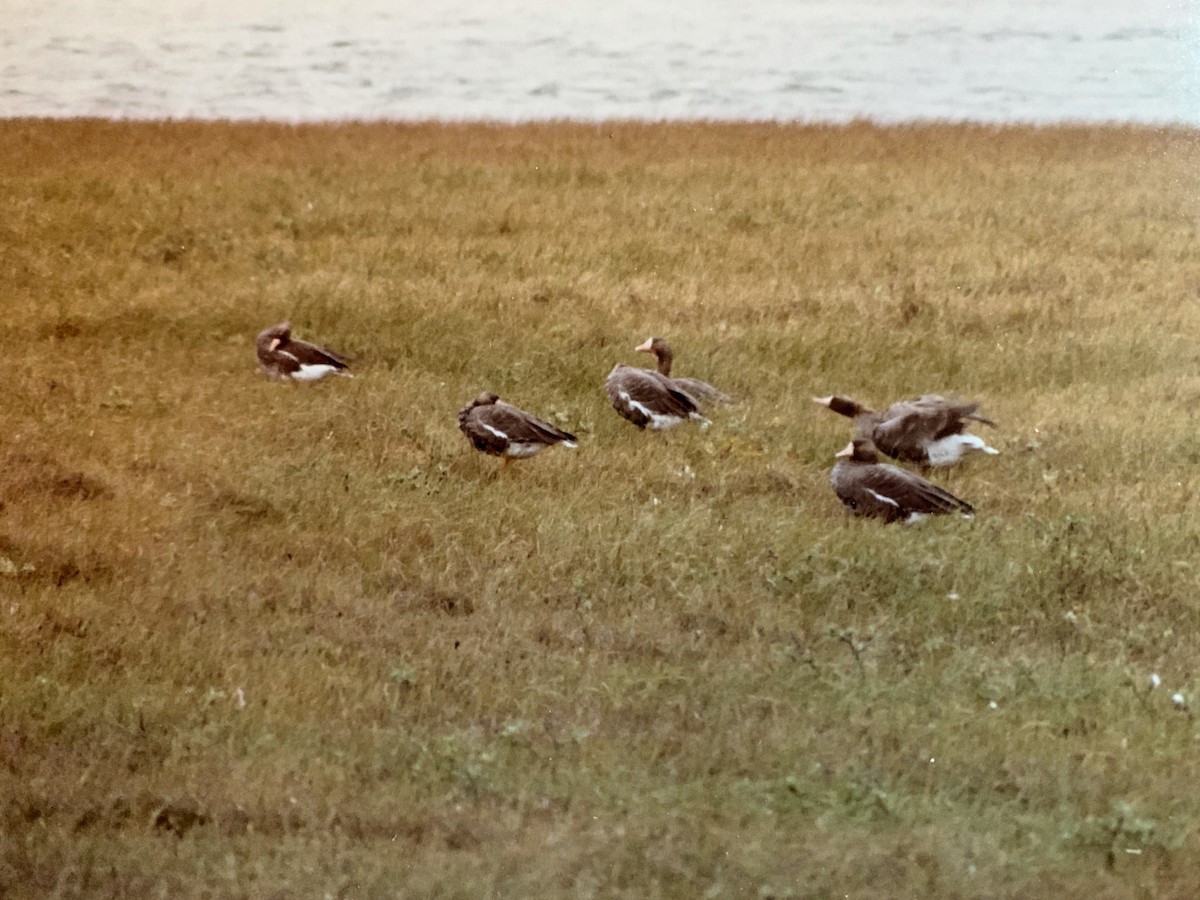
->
926, 433, 999, 466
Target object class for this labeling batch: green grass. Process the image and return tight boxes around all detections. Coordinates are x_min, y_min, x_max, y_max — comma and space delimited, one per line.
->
3, 119, 1200, 897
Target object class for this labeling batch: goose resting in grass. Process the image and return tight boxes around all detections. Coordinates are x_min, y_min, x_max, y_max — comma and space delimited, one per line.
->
256, 322, 352, 382
830, 438, 975, 523
458, 392, 577, 467
605, 362, 709, 431
814, 393, 998, 467
635, 336, 734, 407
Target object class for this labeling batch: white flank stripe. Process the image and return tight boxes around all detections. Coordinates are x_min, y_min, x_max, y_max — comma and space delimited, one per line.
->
480, 423, 509, 441
618, 391, 649, 418
865, 488, 901, 508
621, 392, 683, 430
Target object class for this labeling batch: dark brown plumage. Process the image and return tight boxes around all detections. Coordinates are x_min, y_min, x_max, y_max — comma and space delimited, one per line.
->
635, 336, 734, 407
256, 322, 352, 382
830, 438, 975, 523
814, 393, 997, 467
457, 392, 577, 464
604, 363, 708, 431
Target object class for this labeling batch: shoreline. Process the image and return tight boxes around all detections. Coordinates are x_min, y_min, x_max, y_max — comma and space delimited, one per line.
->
7, 113, 1200, 128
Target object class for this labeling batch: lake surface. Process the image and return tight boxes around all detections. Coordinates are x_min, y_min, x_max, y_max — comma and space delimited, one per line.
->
3, 0, 1197, 124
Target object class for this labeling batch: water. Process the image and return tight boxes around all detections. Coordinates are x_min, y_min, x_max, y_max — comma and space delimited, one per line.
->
2, 0, 1197, 124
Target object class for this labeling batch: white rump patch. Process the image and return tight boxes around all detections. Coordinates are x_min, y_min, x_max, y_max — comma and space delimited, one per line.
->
292, 364, 341, 382
647, 414, 687, 431
925, 433, 999, 466
904, 510, 972, 524
865, 488, 901, 508
504, 442, 543, 459
560, 441, 578, 449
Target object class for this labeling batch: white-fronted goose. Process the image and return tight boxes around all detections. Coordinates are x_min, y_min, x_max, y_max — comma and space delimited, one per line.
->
458, 392, 577, 466
256, 322, 352, 382
814, 393, 998, 467
830, 438, 974, 523
605, 363, 709, 431
635, 336, 734, 407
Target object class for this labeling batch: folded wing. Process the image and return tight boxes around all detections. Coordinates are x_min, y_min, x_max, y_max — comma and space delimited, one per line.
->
605, 365, 705, 430
855, 462, 975, 517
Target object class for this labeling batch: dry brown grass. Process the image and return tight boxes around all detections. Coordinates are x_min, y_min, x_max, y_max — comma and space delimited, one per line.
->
2, 118, 1200, 897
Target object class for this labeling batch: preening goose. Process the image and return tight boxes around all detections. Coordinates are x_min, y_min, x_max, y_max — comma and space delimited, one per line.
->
605, 363, 709, 431
830, 438, 975, 523
256, 322, 352, 382
635, 336, 734, 407
458, 392, 577, 466
814, 393, 998, 467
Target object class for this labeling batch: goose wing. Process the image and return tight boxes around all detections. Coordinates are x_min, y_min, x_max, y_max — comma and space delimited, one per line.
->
856, 461, 974, 516
459, 401, 575, 455
605, 366, 700, 426
872, 398, 964, 459
915, 394, 996, 428
672, 376, 734, 406
889, 395, 995, 431
284, 338, 351, 370
487, 401, 576, 446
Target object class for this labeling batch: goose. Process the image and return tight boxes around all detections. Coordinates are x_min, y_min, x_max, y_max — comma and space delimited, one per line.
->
813, 393, 998, 467
635, 336, 734, 407
605, 362, 709, 431
458, 392, 577, 467
830, 438, 974, 523
256, 322, 352, 382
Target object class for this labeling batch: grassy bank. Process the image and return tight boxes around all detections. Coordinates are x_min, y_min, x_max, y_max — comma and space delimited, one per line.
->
2, 118, 1200, 897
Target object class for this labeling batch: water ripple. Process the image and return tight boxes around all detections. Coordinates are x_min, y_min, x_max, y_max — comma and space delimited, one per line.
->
1, 0, 1195, 123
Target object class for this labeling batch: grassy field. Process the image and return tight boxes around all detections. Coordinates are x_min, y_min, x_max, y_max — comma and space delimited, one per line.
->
2, 118, 1200, 898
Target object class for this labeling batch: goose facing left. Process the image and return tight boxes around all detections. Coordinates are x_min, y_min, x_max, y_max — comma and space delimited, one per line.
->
814, 393, 997, 467
256, 322, 353, 382
830, 438, 975, 524
604, 362, 709, 431
458, 392, 577, 466
635, 336, 734, 407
